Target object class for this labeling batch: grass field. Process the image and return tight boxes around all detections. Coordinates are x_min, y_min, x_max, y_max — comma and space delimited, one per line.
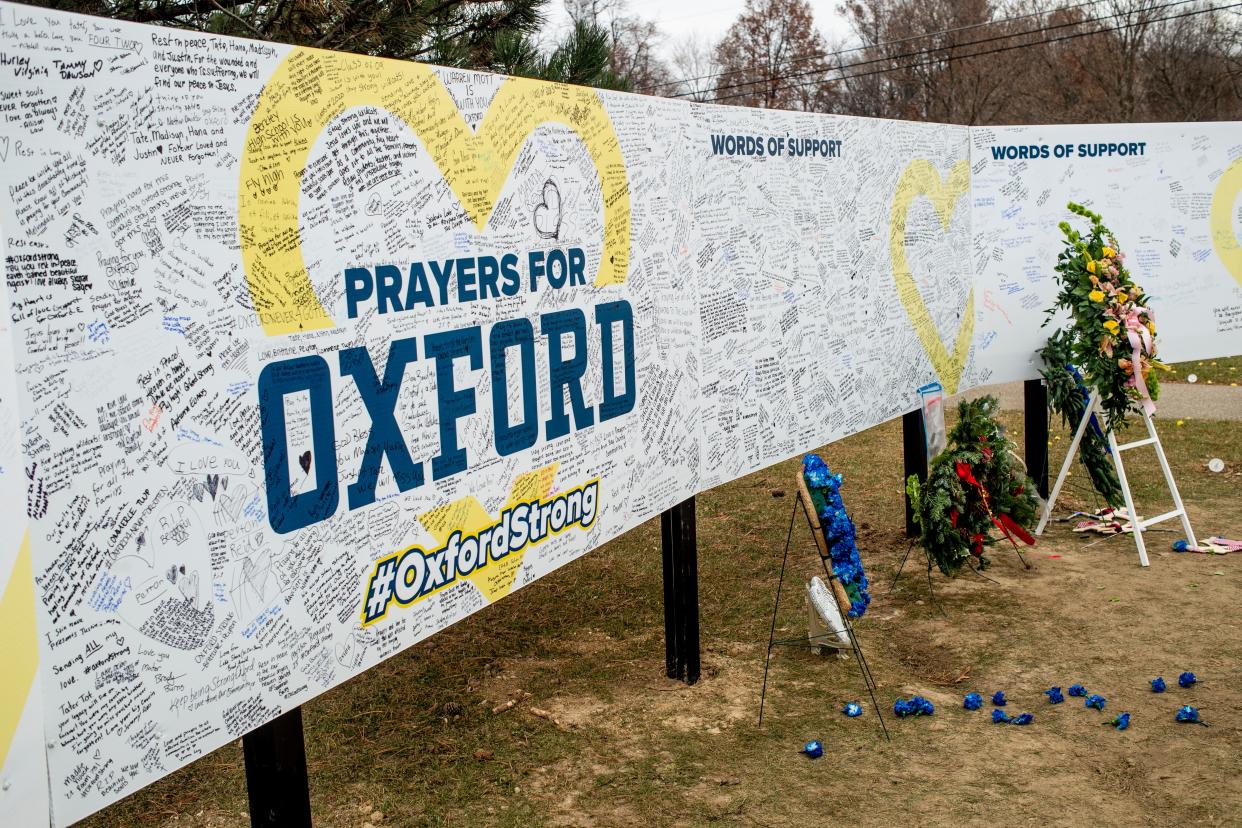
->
83, 400, 1242, 828
1164, 354, 1242, 385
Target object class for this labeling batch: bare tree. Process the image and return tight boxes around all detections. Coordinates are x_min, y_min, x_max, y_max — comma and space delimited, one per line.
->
565, 0, 673, 90
713, 0, 833, 110
669, 34, 722, 101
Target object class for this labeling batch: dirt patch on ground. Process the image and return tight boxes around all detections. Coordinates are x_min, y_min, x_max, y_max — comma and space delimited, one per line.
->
82, 414, 1242, 828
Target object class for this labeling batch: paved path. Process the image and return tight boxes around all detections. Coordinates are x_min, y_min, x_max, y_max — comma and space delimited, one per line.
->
951, 380, 1242, 421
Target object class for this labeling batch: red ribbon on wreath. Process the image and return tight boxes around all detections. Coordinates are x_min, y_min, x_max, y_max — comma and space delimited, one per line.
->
954, 458, 1035, 554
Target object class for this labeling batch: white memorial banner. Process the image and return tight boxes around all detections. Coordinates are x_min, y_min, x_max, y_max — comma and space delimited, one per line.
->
0, 4, 1238, 824
968, 122, 1242, 386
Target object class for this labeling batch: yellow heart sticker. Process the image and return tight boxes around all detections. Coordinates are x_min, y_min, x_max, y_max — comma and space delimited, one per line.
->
1210, 156, 1242, 288
239, 49, 631, 337
889, 159, 973, 394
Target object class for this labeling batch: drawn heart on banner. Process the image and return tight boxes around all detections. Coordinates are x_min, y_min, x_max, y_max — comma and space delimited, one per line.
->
1211, 156, 1242, 288
238, 49, 632, 337
533, 179, 563, 239
888, 158, 973, 394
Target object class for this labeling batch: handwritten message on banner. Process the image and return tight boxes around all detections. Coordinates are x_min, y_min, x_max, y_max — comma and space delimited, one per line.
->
0, 4, 1239, 824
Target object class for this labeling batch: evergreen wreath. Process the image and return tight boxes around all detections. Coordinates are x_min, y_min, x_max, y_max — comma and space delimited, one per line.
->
1039, 329, 1125, 508
1044, 203, 1163, 431
906, 396, 1039, 577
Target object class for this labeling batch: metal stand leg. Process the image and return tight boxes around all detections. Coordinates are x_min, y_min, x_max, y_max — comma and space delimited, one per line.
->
1106, 426, 1148, 567
1146, 411, 1198, 550
662, 497, 700, 684
1024, 379, 1050, 499
903, 410, 928, 537
243, 707, 312, 828
1036, 390, 1098, 535
758, 503, 797, 727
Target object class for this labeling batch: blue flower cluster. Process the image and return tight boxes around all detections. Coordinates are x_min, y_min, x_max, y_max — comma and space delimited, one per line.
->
843, 702, 863, 718
1068, 684, 1088, 697
992, 691, 1007, 707
963, 693, 983, 710
1178, 671, 1198, 688
803, 455, 871, 618
1110, 713, 1131, 730
1151, 677, 1166, 693
1085, 694, 1107, 711
894, 696, 935, 718
801, 739, 824, 758
1175, 705, 1201, 724
1012, 713, 1034, 726
1045, 687, 1064, 704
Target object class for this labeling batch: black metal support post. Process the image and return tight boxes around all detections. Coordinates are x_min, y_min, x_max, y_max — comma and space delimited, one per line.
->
661, 496, 700, 685
902, 410, 928, 537
1024, 378, 1050, 498
243, 707, 313, 828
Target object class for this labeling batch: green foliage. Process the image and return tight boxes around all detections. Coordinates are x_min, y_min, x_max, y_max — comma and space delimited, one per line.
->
28, 1, 631, 90
1045, 202, 1161, 431
911, 397, 1040, 577
1039, 330, 1126, 508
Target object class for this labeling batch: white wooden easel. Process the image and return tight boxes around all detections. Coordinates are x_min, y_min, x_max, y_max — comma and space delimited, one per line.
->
1034, 389, 1196, 567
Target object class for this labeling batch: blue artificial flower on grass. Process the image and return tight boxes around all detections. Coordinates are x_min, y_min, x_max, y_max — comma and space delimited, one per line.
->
843, 702, 863, 718
1012, 713, 1034, 726
992, 691, 1007, 707
801, 740, 824, 758
1151, 677, 1166, 693
1178, 672, 1198, 688
1068, 684, 1088, 698
1045, 687, 1064, 704
1109, 713, 1131, 731
1085, 694, 1107, 711
894, 696, 935, 718
963, 693, 983, 711
992, 709, 1011, 724
1175, 706, 1205, 725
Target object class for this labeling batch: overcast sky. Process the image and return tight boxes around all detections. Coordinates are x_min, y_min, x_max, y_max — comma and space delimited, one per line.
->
540, 0, 859, 63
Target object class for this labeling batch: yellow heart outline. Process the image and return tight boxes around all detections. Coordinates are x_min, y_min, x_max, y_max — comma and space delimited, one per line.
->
0, 533, 37, 767
888, 159, 973, 394
239, 49, 631, 337
1210, 155, 1242, 288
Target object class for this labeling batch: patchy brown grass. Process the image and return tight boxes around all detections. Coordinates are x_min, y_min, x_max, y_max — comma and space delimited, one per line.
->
83, 405, 1242, 828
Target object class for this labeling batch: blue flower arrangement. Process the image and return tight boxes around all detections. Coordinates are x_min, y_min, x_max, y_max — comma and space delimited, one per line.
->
1012, 713, 1034, 726
1085, 694, 1107, 711
992, 691, 1007, 707
1175, 705, 1204, 725
1068, 684, 1088, 697
803, 455, 871, 618
801, 739, 824, 758
1109, 713, 1131, 730
894, 696, 935, 718
992, 709, 1011, 724
1151, 677, 1166, 693
1178, 671, 1198, 688
1045, 687, 1064, 704
963, 693, 983, 710
843, 702, 863, 718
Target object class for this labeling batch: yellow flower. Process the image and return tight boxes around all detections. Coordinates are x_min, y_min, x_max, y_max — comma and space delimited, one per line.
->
1102, 246, 1116, 258
1103, 319, 1120, 334
1115, 291, 1128, 303
1088, 289, 1105, 302
1146, 321, 1156, 336
1086, 261, 1096, 274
